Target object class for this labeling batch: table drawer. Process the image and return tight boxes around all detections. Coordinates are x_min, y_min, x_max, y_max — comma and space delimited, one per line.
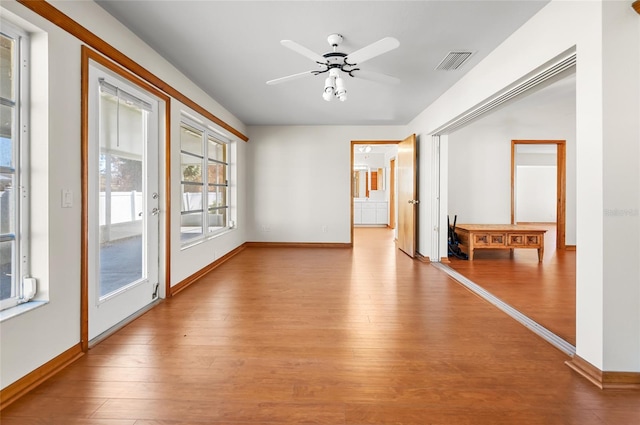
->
508, 234, 526, 247
489, 233, 506, 246
473, 234, 490, 246
508, 233, 542, 247
525, 234, 541, 246
472, 233, 506, 246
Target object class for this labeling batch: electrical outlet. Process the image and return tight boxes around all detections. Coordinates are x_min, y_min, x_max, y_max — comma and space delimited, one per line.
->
262, 225, 271, 232
322, 225, 328, 233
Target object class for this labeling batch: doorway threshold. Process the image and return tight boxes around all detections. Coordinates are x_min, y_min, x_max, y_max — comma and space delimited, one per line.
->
88, 298, 161, 348
432, 263, 576, 357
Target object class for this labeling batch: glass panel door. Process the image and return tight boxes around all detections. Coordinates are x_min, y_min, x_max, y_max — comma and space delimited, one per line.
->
88, 62, 159, 341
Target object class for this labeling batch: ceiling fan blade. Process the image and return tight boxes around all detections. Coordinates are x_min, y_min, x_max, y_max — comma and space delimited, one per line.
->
345, 37, 400, 65
266, 70, 316, 85
350, 69, 400, 85
281, 40, 326, 64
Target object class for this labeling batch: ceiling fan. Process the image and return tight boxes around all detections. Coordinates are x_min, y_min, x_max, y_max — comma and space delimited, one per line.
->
266, 33, 400, 101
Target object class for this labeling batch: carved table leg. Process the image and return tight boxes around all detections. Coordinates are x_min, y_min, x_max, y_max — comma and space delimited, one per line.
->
537, 247, 544, 262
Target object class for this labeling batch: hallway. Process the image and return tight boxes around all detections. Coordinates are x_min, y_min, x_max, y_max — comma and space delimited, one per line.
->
1, 228, 637, 424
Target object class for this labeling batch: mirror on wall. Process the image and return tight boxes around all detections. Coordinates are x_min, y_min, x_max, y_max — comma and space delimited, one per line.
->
353, 167, 368, 198
353, 144, 394, 199
352, 166, 384, 198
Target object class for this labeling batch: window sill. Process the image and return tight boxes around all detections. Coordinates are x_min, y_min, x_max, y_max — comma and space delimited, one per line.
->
0, 300, 48, 323
180, 227, 235, 251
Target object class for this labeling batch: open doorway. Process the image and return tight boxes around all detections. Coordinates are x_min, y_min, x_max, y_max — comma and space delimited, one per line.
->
351, 140, 409, 250
511, 140, 566, 250
438, 62, 577, 350
351, 141, 398, 229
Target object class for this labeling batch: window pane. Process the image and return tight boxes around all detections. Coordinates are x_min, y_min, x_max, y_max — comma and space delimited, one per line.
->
0, 35, 16, 304
0, 172, 15, 233
0, 239, 15, 301
181, 126, 202, 156
207, 186, 227, 211
0, 103, 14, 142
98, 154, 144, 297
182, 183, 203, 212
98, 85, 147, 298
207, 208, 226, 233
0, 34, 15, 102
181, 212, 203, 242
99, 154, 142, 192
207, 137, 226, 162
99, 92, 145, 159
207, 162, 226, 186
181, 154, 202, 184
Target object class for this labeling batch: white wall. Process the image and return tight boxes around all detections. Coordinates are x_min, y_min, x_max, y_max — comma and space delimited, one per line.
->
601, 0, 640, 371
516, 166, 557, 223
0, 0, 248, 389
246, 126, 406, 243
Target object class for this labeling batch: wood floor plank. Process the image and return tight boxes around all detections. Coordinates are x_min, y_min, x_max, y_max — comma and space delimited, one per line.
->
0, 419, 136, 425
2, 228, 638, 424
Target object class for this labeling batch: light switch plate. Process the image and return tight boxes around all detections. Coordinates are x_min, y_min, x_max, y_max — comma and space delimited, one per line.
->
62, 189, 73, 208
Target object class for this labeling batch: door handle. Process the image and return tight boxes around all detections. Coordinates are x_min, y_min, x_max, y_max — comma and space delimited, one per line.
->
408, 200, 420, 204
150, 207, 159, 216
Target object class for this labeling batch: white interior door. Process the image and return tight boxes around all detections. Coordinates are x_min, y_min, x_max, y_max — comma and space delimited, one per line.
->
87, 62, 160, 341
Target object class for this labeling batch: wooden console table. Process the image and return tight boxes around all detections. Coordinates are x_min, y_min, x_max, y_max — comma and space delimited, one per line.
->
453, 224, 547, 262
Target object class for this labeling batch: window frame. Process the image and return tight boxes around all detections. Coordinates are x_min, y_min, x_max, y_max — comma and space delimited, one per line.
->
0, 19, 31, 312
179, 115, 230, 248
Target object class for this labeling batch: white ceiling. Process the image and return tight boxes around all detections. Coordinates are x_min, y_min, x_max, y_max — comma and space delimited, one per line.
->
96, 0, 550, 126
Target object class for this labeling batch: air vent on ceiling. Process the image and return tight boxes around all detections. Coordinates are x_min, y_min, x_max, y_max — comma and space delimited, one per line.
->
435, 51, 473, 71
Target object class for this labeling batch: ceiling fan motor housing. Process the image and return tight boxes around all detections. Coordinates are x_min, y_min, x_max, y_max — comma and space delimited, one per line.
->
327, 33, 343, 48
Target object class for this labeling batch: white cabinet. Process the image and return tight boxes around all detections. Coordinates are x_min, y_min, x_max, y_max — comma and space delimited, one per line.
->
361, 202, 376, 224
376, 203, 388, 225
354, 202, 362, 224
354, 201, 388, 225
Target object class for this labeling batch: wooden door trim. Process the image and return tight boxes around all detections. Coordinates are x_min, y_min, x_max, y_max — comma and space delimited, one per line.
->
350, 140, 400, 245
390, 158, 396, 230
511, 140, 566, 250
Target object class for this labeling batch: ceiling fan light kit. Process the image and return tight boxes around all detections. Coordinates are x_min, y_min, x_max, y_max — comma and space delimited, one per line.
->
323, 68, 347, 102
266, 33, 400, 102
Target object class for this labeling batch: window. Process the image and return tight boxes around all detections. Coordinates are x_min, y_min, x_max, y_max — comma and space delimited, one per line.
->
0, 20, 31, 311
180, 118, 229, 246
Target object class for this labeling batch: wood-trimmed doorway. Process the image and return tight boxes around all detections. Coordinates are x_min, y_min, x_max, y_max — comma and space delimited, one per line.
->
511, 140, 566, 250
350, 140, 400, 246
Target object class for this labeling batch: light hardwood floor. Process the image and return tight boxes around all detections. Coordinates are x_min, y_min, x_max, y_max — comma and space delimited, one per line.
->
2, 228, 638, 424
446, 223, 576, 345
